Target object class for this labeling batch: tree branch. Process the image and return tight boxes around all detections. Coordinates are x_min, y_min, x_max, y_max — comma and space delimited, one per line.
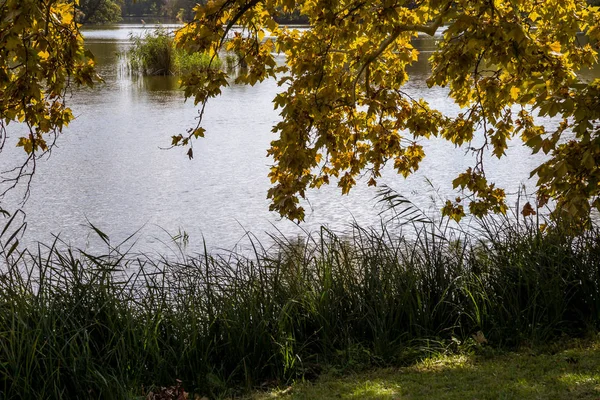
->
352, 3, 452, 104
218, 0, 263, 49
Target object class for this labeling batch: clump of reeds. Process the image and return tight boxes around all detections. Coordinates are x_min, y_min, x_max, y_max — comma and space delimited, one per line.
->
128, 28, 221, 76
0, 202, 599, 398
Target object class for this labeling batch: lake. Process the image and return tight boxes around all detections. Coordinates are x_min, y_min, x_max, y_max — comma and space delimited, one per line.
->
2, 24, 597, 253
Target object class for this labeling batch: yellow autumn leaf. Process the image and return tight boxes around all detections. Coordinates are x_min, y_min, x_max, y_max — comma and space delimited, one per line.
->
510, 87, 520, 100
529, 11, 539, 21
549, 41, 562, 53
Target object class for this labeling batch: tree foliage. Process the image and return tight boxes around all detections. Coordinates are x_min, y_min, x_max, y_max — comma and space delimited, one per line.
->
77, 0, 123, 24
0, 0, 98, 195
173, 0, 600, 225
122, 0, 165, 17
162, 0, 202, 21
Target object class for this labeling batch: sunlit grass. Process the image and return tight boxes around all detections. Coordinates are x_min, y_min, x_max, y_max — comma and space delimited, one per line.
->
255, 340, 600, 399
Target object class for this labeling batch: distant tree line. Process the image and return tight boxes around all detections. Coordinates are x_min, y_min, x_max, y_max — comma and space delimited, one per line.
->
77, 0, 123, 24
77, 0, 600, 24
76, 0, 309, 24
76, 0, 198, 23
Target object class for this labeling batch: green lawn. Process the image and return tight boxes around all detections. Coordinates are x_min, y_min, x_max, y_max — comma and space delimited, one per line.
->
253, 340, 600, 400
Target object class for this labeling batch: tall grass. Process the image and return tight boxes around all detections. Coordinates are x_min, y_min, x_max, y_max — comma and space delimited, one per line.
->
0, 210, 599, 398
128, 28, 221, 76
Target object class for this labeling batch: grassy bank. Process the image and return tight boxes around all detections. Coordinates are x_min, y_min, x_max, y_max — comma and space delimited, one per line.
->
0, 213, 599, 398
254, 339, 600, 399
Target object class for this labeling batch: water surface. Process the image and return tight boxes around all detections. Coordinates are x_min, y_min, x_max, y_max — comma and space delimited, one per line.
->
3, 24, 597, 253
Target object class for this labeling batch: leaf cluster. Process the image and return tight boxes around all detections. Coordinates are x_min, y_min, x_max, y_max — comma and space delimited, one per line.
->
173, 0, 600, 225
0, 0, 99, 195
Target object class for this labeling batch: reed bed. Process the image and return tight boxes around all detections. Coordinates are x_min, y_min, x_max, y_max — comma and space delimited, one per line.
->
127, 28, 221, 76
0, 211, 599, 398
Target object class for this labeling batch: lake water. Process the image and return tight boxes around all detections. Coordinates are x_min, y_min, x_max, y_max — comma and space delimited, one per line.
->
2, 24, 598, 253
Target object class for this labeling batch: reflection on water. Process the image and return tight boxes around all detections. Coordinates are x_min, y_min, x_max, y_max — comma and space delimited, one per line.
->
3, 25, 599, 253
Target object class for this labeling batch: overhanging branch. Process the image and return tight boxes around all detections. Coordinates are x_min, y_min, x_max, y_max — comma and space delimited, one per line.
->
352, 3, 452, 104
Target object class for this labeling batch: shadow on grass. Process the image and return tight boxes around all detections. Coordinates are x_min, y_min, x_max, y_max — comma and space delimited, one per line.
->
263, 342, 600, 400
